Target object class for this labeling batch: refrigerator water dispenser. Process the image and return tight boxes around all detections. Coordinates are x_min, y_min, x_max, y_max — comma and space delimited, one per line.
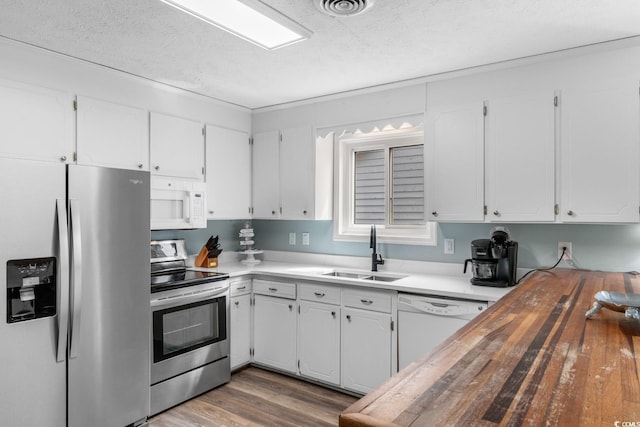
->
6, 257, 56, 323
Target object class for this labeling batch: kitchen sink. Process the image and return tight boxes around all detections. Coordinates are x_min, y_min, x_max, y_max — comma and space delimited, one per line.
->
321, 270, 405, 282
322, 271, 370, 279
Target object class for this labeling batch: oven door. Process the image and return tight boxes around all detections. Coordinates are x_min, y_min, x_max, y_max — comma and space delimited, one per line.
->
150, 284, 229, 385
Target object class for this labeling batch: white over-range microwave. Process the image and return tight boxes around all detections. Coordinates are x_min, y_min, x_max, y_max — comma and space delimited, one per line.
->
150, 177, 207, 230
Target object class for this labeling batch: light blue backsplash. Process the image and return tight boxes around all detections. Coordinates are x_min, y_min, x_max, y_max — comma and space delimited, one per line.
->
152, 220, 640, 273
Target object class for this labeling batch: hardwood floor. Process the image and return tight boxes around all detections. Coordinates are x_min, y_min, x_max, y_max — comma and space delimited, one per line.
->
148, 367, 358, 427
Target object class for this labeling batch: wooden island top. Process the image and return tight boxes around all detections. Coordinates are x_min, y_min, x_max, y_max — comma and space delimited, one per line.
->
340, 269, 640, 426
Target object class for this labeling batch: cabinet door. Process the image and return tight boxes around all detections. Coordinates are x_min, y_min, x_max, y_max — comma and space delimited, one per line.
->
560, 85, 640, 222
77, 96, 149, 171
252, 130, 281, 218
280, 127, 314, 219
298, 301, 340, 385
485, 92, 556, 221
0, 79, 74, 163
253, 295, 297, 373
341, 308, 392, 394
426, 102, 484, 222
230, 293, 252, 370
150, 112, 204, 180
205, 125, 251, 219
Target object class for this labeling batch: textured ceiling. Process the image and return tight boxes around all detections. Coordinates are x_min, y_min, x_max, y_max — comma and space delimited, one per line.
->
1, 0, 640, 109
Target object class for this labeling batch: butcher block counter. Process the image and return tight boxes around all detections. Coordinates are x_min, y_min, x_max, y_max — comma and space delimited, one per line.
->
340, 269, 640, 427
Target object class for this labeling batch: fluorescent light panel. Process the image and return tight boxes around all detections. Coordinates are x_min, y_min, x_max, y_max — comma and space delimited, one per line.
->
161, 0, 312, 50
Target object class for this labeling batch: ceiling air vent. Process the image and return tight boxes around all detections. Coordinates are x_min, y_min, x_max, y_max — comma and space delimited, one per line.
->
314, 0, 375, 17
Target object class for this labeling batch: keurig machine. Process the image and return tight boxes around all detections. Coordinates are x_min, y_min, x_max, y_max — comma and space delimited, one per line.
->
463, 227, 518, 287
6, 257, 57, 323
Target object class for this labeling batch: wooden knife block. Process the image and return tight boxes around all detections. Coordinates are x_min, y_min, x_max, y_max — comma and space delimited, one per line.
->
195, 246, 218, 268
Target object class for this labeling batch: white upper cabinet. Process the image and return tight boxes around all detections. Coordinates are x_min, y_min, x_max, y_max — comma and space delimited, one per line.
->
252, 130, 281, 218
76, 96, 149, 171
0, 79, 75, 163
426, 102, 485, 222
485, 92, 556, 222
280, 126, 314, 219
252, 126, 329, 220
205, 125, 251, 219
150, 112, 204, 180
560, 85, 640, 223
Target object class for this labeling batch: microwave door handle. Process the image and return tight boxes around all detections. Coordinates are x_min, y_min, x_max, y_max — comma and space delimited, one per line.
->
56, 199, 69, 363
186, 191, 193, 225
69, 199, 83, 359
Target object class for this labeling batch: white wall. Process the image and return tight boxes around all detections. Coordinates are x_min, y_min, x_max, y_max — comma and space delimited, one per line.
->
0, 38, 251, 132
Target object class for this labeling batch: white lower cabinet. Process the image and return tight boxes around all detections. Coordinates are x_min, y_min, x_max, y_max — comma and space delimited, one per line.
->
253, 280, 297, 374
341, 307, 393, 394
230, 279, 252, 370
341, 288, 394, 394
298, 287, 341, 385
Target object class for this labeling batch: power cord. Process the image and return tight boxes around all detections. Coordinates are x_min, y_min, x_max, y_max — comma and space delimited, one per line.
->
515, 247, 566, 284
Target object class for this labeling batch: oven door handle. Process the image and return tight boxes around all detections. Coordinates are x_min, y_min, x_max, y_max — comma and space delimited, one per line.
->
151, 285, 228, 309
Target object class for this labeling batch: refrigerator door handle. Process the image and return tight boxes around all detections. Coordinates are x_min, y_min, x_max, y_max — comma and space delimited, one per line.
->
56, 199, 70, 363
69, 199, 83, 359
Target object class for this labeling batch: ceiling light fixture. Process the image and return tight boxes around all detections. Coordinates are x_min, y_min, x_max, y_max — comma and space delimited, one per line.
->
314, 0, 375, 17
160, 0, 312, 50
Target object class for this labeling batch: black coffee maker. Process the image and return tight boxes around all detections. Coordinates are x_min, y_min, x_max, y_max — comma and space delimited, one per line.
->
463, 227, 518, 287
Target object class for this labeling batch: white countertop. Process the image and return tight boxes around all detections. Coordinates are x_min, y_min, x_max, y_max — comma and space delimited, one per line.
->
190, 251, 515, 302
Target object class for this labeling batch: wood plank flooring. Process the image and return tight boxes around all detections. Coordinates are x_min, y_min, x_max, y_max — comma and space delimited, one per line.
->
149, 367, 358, 427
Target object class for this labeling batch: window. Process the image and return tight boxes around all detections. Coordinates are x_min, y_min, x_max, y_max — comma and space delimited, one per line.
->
333, 124, 436, 245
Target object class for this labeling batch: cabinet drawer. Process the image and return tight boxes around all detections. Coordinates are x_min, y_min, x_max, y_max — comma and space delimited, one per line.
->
230, 278, 252, 297
298, 282, 341, 305
343, 288, 393, 313
253, 279, 296, 299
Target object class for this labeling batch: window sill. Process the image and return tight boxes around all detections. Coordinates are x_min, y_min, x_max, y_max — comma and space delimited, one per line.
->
333, 229, 437, 246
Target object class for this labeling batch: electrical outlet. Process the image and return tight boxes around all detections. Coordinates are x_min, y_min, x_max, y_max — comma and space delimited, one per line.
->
302, 232, 310, 246
444, 238, 455, 254
289, 232, 296, 245
558, 242, 572, 260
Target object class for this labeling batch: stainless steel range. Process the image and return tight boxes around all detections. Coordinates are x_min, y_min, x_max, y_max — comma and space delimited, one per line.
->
149, 239, 230, 416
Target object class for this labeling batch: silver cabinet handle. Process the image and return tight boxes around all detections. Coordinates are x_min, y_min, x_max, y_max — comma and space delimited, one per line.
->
314, 292, 325, 297
271, 210, 276, 215
431, 211, 438, 217
493, 210, 500, 216
268, 287, 277, 292
360, 299, 373, 305
60, 156, 67, 162
209, 210, 214, 214
346, 314, 351, 321
331, 311, 336, 317
234, 301, 239, 306
288, 304, 293, 311
237, 286, 246, 290
155, 165, 160, 170
137, 163, 143, 169
303, 210, 308, 215
567, 210, 575, 216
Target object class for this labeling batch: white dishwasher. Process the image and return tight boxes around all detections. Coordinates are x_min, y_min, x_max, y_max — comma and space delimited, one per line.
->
398, 293, 489, 370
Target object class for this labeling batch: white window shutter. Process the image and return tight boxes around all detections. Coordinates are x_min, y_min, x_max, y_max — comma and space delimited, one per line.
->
354, 149, 385, 224
391, 145, 425, 225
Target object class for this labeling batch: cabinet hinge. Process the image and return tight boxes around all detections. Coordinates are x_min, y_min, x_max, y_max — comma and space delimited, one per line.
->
249, 206, 254, 215
483, 205, 488, 215
279, 133, 283, 143
554, 204, 559, 215
554, 96, 558, 107
391, 320, 394, 331
280, 206, 283, 214
297, 360, 300, 370
202, 166, 205, 175
298, 305, 300, 314
202, 126, 205, 136
250, 348, 254, 356
73, 152, 77, 162
483, 105, 488, 116
249, 137, 253, 145
73, 100, 77, 111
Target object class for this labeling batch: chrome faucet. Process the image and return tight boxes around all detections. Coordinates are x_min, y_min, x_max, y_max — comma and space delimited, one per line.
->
370, 225, 384, 272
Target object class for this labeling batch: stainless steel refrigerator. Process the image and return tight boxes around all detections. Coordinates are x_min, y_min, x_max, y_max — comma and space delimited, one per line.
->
0, 158, 150, 427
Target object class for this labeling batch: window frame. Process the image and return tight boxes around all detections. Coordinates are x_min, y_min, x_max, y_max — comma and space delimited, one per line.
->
333, 125, 437, 246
